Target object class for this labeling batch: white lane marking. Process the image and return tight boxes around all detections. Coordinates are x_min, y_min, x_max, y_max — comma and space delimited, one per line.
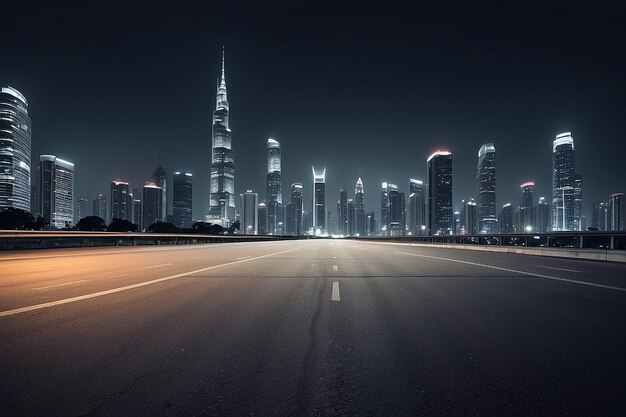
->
236, 256, 251, 260
0, 245, 306, 318
331, 282, 341, 301
332, 256, 337, 259
142, 263, 172, 269
111, 274, 128, 278
333, 265, 338, 271
534, 265, 581, 273
32, 280, 87, 291
394, 251, 626, 293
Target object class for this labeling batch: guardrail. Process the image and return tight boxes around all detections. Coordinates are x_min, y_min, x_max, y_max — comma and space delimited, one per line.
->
351, 231, 626, 250
0, 230, 303, 251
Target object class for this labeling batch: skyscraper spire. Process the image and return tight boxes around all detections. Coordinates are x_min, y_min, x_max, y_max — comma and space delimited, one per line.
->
221, 46, 225, 82
216, 47, 228, 109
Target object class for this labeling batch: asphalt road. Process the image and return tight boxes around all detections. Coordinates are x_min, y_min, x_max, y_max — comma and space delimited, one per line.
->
1, 239, 625, 416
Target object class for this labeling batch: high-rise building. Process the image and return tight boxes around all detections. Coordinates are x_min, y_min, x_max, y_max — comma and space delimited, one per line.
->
0, 86, 32, 212
240, 190, 258, 235
151, 166, 167, 222
466, 198, 477, 235
132, 198, 142, 228
338, 189, 348, 235
592, 201, 609, 231
75, 197, 89, 223
520, 182, 535, 232
408, 179, 425, 236
477, 143, 497, 233
458, 199, 467, 234
552, 132, 580, 231
142, 183, 162, 231
347, 199, 355, 236
536, 197, 550, 232
39, 155, 74, 228
290, 183, 303, 235
499, 203, 514, 234
610, 193, 624, 231
92, 193, 108, 222
573, 174, 583, 231
312, 167, 326, 235
354, 177, 367, 236
172, 171, 193, 228
380, 182, 390, 234
381, 182, 403, 235
266, 138, 282, 235
209, 49, 235, 227
367, 211, 376, 236
427, 150, 453, 235
257, 202, 268, 235
110, 180, 130, 220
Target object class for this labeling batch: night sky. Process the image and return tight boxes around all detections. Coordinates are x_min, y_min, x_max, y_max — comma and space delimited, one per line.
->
2, 1, 625, 221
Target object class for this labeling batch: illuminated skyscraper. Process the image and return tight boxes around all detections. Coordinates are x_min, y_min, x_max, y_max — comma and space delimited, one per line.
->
240, 190, 258, 235
499, 203, 514, 234
592, 201, 609, 231
0, 86, 31, 212
39, 155, 74, 228
142, 183, 162, 231
427, 150, 453, 235
520, 182, 535, 232
408, 179, 425, 235
338, 189, 348, 235
477, 143, 497, 233
355, 177, 366, 236
289, 183, 303, 235
173, 171, 193, 228
92, 193, 108, 222
257, 202, 267, 235
110, 180, 130, 220
312, 167, 326, 235
266, 138, 282, 234
573, 174, 583, 231
466, 198, 477, 235
552, 132, 580, 231
209, 49, 235, 227
610, 193, 624, 231
536, 197, 550, 232
151, 166, 167, 222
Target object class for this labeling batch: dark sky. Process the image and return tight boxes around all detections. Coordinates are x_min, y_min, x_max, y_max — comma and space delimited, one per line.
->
2, 0, 625, 221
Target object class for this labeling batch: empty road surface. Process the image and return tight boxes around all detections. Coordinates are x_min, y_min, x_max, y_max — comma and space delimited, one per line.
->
1, 239, 625, 416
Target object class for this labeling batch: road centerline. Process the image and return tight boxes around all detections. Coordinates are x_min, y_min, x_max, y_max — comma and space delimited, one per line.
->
32, 280, 87, 291
0, 245, 306, 318
331, 282, 341, 301
394, 251, 626, 293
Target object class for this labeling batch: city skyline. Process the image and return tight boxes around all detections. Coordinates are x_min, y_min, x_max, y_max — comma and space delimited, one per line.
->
1, 2, 625, 228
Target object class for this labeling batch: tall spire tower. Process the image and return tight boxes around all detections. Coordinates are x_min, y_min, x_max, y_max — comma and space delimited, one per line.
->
209, 47, 235, 226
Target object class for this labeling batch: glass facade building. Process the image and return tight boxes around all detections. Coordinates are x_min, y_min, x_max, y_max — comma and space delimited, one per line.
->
520, 182, 535, 232
289, 183, 303, 235
427, 150, 453, 235
408, 178, 425, 236
266, 138, 282, 234
312, 167, 326, 235
610, 193, 624, 231
39, 155, 74, 228
110, 180, 131, 221
142, 184, 162, 231
240, 190, 258, 235
0, 86, 31, 212
552, 132, 581, 231
173, 171, 193, 228
477, 143, 497, 233
209, 49, 235, 227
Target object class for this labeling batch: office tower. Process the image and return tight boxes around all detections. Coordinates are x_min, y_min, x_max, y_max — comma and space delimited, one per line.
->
39, 155, 74, 228
477, 143, 497, 233
573, 175, 583, 231
347, 199, 355, 236
387, 184, 403, 236
31, 181, 40, 217
240, 190, 258, 235
266, 138, 283, 234
257, 202, 268, 235
0, 86, 32, 212
354, 177, 366, 236
380, 183, 389, 234
366, 211, 375, 236
110, 180, 130, 220
142, 184, 162, 231
610, 193, 624, 231
459, 199, 467, 234
408, 179, 425, 235
552, 132, 579, 231
151, 166, 167, 221
285, 202, 294, 235
454, 211, 461, 235
312, 167, 326, 235
592, 201, 609, 231
132, 199, 142, 228
172, 171, 193, 228
209, 49, 235, 227
75, 197, 89, 223
92, 193, 108, 222
536, 197, 550, 232
499, 203, 514, 233
520, 182, 534, 232
466, 198, 477, 235
290, 183, 303, 235
338, 189, 348, 235
427, 150, 453, 235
